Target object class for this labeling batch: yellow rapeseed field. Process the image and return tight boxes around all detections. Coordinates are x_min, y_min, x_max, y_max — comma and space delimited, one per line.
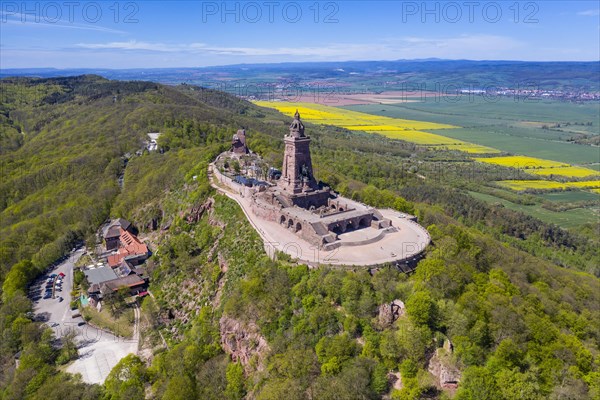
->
253, 101, 457, 131
475, 156, 568, 169
254, 101, 598, 189
528, 166, 599, 178
252, 101, 509, 153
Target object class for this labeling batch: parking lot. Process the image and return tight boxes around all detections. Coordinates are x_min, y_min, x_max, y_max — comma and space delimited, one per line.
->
31, 248, 139, 384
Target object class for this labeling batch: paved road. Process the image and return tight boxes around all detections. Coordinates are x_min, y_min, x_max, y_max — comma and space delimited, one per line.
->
31, 249, 139, 384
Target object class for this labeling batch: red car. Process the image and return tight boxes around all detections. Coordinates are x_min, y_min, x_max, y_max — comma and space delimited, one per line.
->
58, 272, 65, 277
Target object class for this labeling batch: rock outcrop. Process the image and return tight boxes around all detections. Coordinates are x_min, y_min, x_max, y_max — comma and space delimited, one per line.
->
427, 344, 461, 390
219, 316, 270, 372
185, 197, 214, 224
377, 299, 405, 327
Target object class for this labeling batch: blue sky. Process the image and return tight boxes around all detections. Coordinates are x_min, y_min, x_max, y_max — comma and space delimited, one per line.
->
1, 1, 599, 68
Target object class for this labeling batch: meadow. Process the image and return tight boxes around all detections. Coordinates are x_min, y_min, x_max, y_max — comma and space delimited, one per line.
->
468, 191, 598, 229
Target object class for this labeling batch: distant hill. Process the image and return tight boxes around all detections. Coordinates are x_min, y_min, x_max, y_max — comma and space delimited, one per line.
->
2, 59, 599, 90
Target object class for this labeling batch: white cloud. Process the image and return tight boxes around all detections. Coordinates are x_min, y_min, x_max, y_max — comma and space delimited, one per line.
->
577, 9, 600, 16
74, 34, 523, 60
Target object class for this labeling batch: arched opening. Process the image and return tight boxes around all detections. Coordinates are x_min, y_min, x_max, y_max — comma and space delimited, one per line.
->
339, 207, 345, 212
287, 219, 294, 229
295, 222, 302, 233
331, 204, 337, 210
332, 224, 344, 235
280, 215, 286, 225
359, 218, 369, 228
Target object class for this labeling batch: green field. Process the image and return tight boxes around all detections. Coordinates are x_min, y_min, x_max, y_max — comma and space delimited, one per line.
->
427, 126, 599, 165
468, 191, 598, 229
538, 191, 600, 202
344, 98, 599, 165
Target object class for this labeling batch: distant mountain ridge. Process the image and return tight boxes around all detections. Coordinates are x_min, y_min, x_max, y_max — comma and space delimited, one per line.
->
2, 59, 599, 90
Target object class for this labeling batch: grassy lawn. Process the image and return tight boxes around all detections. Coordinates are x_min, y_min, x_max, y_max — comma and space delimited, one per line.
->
75, 254, 94, 268
468, 191, 598, 229
81, 305, 135, 338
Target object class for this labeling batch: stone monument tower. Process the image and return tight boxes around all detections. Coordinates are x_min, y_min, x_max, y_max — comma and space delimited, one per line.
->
279, 110, 318, 194
231, 128, 249, 155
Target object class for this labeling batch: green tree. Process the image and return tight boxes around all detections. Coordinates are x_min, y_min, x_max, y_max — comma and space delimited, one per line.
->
225, 362, 245, 400
406, 290, 438, 329
162, 374, 196, 400
103, 354, 146, 400
455, 366, 502, 400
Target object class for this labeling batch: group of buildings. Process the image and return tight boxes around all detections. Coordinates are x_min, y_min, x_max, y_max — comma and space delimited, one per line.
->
83, 218, 150, 306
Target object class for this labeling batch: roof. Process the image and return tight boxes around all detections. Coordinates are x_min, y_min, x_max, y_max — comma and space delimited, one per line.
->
114, 218, 131, 231
105, 226, 121, 239
84, 266, 118, 286
115, 261, 133, 278
106, 228, 149, 267
104, 218, 131, 235
101, 274, 146, 292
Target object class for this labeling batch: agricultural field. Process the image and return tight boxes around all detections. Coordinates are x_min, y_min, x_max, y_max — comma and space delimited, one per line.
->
497, 180, 600, 191
538, 191, 599, 202
474, 156, 568, 169
345, 98, 599, 165
253, 101, 457, 130
468, 191, 598, 229
253, 101, 500, 153
528, 166, 599, 178
256, 99, 599, 229
473, 156, 598, 178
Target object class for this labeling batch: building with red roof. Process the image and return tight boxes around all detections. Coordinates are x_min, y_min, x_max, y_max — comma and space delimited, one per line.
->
106, 228, 149, 268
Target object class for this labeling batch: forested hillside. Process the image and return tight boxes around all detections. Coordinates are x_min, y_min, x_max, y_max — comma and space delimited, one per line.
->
0, 76, 598, 399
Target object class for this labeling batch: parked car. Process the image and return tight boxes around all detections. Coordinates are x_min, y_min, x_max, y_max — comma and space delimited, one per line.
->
58, 297, 63, 302
43, 293, 51, 299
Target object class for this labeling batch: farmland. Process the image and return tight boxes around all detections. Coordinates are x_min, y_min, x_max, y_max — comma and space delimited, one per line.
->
253, 101, 500, 153
474, 156, 568, 169
497, 180, 600, 191
345, 98, 599, 165
468, 191, 598, 229
528, 166, 599, 178
254, 99, 599, 230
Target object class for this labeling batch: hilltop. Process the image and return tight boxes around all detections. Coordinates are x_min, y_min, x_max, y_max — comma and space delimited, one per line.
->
0, 76, 598, 399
